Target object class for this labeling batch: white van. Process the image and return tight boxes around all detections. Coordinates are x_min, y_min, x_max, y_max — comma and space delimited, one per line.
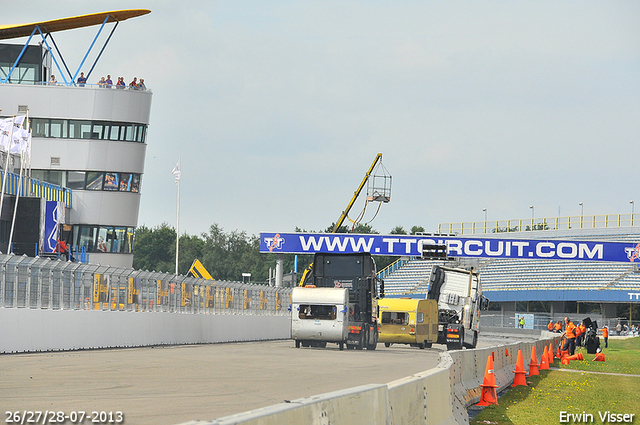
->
291, 287, 349, 350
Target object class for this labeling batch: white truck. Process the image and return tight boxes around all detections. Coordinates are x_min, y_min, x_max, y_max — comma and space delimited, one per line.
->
426, 265, 489, 350
291, 286, 350, 350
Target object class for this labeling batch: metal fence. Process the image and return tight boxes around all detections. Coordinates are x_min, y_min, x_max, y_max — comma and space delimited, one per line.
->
0, 254, 291, 315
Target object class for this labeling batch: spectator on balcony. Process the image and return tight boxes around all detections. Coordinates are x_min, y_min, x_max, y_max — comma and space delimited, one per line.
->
105, 75, 113, 87
138, 78, 146, 90
116, 77, 126, 89
48, 75, 57, 85
77, 72, 87, 87
97, 76, 107, 87
129, 76, 138, 88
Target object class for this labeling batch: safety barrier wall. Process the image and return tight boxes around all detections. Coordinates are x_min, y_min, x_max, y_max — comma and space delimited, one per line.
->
176, 333, 561, 425
0, 253, 292, 353
0, 308, 291, 353
0, 254, 291, 315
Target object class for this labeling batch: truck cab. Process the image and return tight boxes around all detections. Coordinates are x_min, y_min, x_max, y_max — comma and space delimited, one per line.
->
427, 265, 488, 350
301, 252, 381, 350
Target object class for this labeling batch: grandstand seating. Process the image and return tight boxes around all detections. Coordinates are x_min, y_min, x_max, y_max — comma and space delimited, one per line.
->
381, 257, 640, 298
380, 259, 448, 296
479, 259, 640, 293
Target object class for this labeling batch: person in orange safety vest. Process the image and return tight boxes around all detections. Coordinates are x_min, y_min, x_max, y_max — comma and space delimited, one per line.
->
577, 321, 587, 346
561, 317, 576, 355
548, 320, 554, 332
601, 325, 609, 348
575, 322, 583, 347
554, 321, 562, 333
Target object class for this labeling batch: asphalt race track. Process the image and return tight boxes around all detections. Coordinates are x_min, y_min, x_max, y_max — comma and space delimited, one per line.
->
0, 336, 514, 425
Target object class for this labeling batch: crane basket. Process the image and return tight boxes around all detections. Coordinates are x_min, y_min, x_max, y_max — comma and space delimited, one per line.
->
366, 161, 392, 203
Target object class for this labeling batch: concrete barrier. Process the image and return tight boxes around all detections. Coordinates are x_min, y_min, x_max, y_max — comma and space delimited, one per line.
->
176, 334, 560, 425
180, 384, 390, 425
387, 357, 458, 425
0, 309, 291, 353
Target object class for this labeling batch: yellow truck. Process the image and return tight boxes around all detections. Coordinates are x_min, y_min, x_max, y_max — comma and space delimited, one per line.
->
378, 298, 438, 349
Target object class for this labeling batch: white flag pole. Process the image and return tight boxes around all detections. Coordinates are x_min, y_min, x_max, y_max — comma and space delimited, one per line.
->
0, 116, 16, 227
8, 145, 25, 252
25, 109, 31, 196
175, 157, 181, 275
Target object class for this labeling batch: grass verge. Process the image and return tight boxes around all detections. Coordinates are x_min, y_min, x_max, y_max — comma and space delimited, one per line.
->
470, 338, 640, 425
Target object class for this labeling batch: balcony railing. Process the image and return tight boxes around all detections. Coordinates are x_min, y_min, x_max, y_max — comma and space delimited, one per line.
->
0, 169, 72, 208
439, 213, 639, 235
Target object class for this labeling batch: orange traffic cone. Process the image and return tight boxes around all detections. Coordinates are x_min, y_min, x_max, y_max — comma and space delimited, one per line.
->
539, 346, 550, 370
477, 355, 499, 406
512, 350, 527, 386
565, 352, 584, 361
528, 346, 539, 376
556, 341, 563, 359
593, 352, 605, 362
548, 343, 554, 364
506, 348, 509, 357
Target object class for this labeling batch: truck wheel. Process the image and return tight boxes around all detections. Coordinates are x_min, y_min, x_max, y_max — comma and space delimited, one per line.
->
295, 340, 301, 348
418, 343, 425, 349
366, 326, 377, 350
446, 342, 460, 351
463, 331, 478, 349
339, 342, 344, 351
424, 342, 432, 349
356, 329, 365, 350
384, 343, 391, 348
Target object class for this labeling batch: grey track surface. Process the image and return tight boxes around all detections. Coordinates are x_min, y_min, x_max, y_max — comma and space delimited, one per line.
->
1, 337, 504, 425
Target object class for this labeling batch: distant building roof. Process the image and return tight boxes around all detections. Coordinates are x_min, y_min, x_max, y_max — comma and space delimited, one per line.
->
0, 9, 150, 40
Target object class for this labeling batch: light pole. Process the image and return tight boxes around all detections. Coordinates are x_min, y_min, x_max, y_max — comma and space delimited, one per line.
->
631, 201, 635, 226
579, 202, 583, 228
530, 205, 534, 230
483, 208, 487, 233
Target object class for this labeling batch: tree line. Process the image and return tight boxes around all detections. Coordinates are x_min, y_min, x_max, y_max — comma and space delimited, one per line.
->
133, 223, 427, 284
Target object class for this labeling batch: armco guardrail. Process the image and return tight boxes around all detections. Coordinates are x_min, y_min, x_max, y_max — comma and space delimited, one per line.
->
176, 333, 561, 425
0, 254, 292, 353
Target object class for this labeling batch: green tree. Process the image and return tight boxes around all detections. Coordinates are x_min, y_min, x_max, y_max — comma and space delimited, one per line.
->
324, 222, 349, 233
178, 234, 205, 275
352, 223, 378, 234
390, 226, 407, 235
410, 225, 425, 235
133, 223, 176, 272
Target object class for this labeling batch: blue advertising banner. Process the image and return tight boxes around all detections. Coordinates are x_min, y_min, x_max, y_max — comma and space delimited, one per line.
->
43, 200, 62, 253
260, 232, 640, 264
485, 289, 640, 303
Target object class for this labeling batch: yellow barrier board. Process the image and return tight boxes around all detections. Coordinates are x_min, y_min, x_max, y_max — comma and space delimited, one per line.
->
188, 259, 213, 280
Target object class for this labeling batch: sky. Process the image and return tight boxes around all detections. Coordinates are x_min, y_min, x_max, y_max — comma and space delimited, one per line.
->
4, 1, 640, 238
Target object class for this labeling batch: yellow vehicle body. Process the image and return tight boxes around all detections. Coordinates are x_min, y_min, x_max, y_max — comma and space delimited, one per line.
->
378, 298, 438, 348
